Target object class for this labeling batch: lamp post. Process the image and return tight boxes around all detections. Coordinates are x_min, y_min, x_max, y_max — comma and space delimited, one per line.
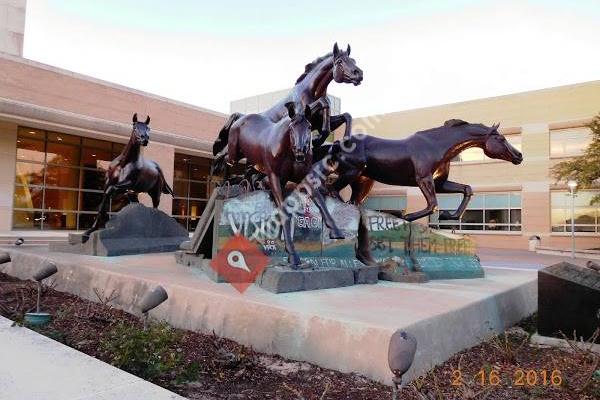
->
567, 180, 577, 259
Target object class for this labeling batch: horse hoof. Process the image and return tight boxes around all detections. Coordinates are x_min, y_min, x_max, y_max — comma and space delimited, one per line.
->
288, 255, 301, 268
438, 211, 454, 221
329, 230, 345, 240
356, 252, 377, 266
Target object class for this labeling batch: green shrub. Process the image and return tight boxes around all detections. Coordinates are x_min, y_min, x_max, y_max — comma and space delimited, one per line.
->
101, 321, 183, 381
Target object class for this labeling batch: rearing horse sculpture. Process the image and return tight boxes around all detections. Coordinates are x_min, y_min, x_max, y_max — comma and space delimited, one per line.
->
82, 113, 174, 242
217, 103, 344, 267
212, 42, 363, 169
330, 119, 523, 221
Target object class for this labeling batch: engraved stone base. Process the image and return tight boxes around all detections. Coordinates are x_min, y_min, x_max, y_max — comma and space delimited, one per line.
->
378, 257, 430, 283
538, 262, 600, 339
379, 268, 429, 283
50, 204, 189, 256
257, 262, 378, 294
416, 255, 484, 280
176, 250, 379, 292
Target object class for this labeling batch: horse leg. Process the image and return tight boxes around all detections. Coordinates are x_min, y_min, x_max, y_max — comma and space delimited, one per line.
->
269, 172, 300, 267
126, 191, 139, 204
330, 113, 352, 139
329, 170, 357, 201
309, 97, 331, 135
150, 186, 161, 208
355, 208, 377, 266
311, 113, 352, 147
82, 184, 118, 241
309, 181, 345, 240
350, 176, 375, 205
401, 175, 438, 222
301, 159, 345, 240
435, 180, 473, 220
226, 132, 239, 167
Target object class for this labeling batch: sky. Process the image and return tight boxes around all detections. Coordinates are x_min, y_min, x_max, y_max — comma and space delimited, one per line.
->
23, 0, 600, 117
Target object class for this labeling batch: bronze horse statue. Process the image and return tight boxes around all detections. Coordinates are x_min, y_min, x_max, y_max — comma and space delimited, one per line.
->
330, 119, 523, 221
212, 42, 363, 169
216, 103, 343, 267
82, 113, 174, 241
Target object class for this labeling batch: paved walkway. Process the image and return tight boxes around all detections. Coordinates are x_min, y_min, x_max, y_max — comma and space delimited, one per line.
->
0, 316, 183, 400
477, 247, 596, 270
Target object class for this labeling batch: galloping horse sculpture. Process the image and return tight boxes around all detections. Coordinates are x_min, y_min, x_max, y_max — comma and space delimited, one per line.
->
330, 119, 523, 221
82, 113, 174, 242
216, 103, 344, 267
212, 43, 363, 169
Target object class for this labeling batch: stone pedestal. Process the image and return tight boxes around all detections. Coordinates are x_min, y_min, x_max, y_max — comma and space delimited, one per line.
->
538, 262, 600, 340
50, 204, 189, 256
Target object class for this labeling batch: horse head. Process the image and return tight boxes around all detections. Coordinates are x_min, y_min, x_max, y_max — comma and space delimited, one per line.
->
482, 123, 523, 165
332, 43, 363, 86
285, 102, 312, 164
132, 113, 151, 146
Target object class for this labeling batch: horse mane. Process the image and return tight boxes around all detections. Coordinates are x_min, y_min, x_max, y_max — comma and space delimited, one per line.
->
444, 119, 469, 127
295, 52, 333, 84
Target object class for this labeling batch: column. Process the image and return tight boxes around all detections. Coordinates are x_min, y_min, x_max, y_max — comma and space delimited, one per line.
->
0, 121, 17, 231
520, 123, 551, 241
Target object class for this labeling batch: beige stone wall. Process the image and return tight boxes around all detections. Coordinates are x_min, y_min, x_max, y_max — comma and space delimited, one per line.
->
355, 81, 600, 137
0, 53, 226, 141
355, 81, 600, 250
0, 0, 25, 57
0, 53, 226, 231
0, 120, 17, 230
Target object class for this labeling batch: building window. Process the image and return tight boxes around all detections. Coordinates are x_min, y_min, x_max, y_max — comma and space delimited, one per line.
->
364, 196, 407, 214
550, 127, 592, 158
172, 153, 213, 231
429, 192, 522, 232
551, 190, 599, 233
453, 135, 522, 162
13, 127, 125, 230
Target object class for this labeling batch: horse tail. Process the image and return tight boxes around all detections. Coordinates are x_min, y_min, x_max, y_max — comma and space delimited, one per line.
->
154, 163, 174, 195
162, 181, 174, 196
213, 112, 243, 156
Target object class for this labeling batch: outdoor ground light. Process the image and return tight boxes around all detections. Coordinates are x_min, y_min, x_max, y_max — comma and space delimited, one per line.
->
388, 330, 417, 399
24, 261, 58, 326
138, 285, 168, 330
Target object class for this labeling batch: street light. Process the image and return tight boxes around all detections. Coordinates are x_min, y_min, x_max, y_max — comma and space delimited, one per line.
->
567, 180, 577, 259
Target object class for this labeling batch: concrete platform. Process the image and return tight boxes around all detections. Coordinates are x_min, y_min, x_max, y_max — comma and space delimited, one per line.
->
0, 246, 537, 385
0, 315, 183, 400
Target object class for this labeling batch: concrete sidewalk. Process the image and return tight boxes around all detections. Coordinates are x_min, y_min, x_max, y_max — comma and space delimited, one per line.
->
0, 316, 184, 400
477, 247, 596, 270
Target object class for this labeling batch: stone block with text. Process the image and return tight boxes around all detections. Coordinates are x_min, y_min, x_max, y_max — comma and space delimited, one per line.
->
185, 188, 483, 292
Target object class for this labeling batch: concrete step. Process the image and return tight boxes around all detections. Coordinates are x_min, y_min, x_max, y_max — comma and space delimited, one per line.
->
0, 231, 72, 246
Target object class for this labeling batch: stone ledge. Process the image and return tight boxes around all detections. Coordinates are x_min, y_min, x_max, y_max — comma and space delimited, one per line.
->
0, 247, 538, 386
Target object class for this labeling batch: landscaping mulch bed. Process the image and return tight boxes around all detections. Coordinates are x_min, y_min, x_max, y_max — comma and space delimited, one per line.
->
1, 271, 598, 399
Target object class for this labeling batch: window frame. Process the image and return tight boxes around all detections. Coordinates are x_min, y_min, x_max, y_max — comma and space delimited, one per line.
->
171, 153, 214, 232
12, 127, 125, 230
550, 190, 600, 235
428, 192, 522, 234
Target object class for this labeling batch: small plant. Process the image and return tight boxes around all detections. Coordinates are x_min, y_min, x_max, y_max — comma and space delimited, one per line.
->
489, 331, 529, 364
101, 320, 183, 381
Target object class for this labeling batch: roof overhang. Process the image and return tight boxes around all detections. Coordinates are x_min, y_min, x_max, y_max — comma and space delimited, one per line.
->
0, 97, 214, 157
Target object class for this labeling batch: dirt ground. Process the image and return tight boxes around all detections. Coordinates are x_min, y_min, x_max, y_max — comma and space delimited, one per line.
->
1, 272, 598, 400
